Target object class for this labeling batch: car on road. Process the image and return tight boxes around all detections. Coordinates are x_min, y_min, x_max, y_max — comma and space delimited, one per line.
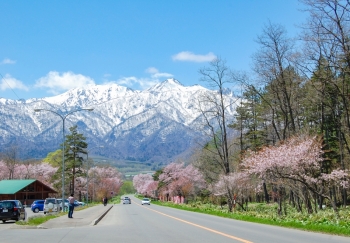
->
31, 200, 44, 213
123, 197, 131, 204
141, 198, 150, 205
43, 198, 59, 214
0, 200, 26, 222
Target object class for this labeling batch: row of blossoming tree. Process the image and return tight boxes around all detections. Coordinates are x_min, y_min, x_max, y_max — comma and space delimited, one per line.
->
0, 159, 122, 202
133, 162, 206, 203
133, 135, 349, 216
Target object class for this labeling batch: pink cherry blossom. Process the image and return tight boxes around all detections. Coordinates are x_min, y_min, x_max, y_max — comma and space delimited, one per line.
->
158, 162, 206, 202
241, 135, 349, 212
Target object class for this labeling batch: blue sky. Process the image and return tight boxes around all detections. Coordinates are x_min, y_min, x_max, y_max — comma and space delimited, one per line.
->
0, 0, 308, 100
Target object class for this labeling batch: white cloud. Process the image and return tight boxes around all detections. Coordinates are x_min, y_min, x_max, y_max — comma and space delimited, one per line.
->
1, 58, 16, 65
112, 67, 173, 90
172, 51, 217, 62
151, 72, 173, 78
145, 67, 173, 79
114, 76, 138, 86
145, 67, 159, 74
0, 74, 28, 91
115, 76, 159, 90
35, 71, 95, 94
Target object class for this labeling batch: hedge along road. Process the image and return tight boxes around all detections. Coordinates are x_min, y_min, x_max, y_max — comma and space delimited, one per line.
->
1, 195, 348, 243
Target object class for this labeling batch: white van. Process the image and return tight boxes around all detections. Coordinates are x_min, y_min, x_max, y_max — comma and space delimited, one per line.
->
43, 198, 59, 214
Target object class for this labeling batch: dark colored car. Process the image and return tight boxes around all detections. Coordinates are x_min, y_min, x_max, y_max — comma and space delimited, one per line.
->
0, 200, 26, 223
31, 200, 44, 213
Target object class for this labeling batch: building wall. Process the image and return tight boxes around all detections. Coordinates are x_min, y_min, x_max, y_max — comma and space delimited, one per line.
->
0, 180, 57, 206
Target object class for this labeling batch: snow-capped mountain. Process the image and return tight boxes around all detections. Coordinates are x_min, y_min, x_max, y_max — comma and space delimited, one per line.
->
0, 78, 237, 164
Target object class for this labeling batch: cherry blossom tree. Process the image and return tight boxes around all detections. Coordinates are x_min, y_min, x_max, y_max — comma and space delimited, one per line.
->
158, 162, 185, 202
0, 161, 10, 180
0, 160, 57, 188
158, 162, 206, 203
87, 166, 123, 202
212, 172, 257, 212
20, 163, 57, 186
133, 173, 155, 196
176, 164, 206, 199
0, 156, 122, 203
242, 135, 349, 215
133, 162, 206, 203
140, 180, 158, 198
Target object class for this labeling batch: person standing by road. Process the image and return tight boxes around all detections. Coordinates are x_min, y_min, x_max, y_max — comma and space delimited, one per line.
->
68, 194, 75, 218
103, 197, 107, 206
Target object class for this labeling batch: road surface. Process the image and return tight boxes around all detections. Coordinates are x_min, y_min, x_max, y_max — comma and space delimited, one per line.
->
0, 195, 348, 243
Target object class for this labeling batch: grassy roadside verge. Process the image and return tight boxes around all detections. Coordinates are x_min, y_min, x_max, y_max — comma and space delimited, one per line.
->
149, 199, 350, 237
16, 213, 63, 226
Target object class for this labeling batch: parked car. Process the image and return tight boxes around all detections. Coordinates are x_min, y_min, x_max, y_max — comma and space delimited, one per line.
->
43, 198, 59, 214
0, 200, 26, 222
75, 200, 85, 206
123, 197, 131, 204
57, 199, 69, 211
141, 198, 150, 205
31, 200, 44, 213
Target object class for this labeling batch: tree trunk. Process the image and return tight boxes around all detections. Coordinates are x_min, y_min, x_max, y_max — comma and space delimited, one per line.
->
263, 181, 270, 203
296, 194, 302, 213
277, 187, 283, 216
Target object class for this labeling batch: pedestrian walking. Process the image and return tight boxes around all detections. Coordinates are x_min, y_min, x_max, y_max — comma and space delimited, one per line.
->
103, 197, 107, 206
68, 194, 75, 218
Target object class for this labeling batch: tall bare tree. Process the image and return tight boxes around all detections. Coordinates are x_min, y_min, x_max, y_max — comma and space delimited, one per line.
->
252, 22, 304, 141
0, 145, 21, 179
197, 58, 238, 175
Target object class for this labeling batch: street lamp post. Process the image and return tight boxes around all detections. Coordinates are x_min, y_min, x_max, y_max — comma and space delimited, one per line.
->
34, 108, 94, 211
85, 145, 103, 205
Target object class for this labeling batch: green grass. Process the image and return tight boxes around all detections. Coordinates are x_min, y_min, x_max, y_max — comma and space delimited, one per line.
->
16, 213, 61, 226
149, 200, 350, 237
109, 197, 121, 204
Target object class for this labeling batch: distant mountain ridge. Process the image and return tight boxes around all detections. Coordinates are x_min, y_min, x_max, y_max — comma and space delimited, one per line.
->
0, 78, 236, 164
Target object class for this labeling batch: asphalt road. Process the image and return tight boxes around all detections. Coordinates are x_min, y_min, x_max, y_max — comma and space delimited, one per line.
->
0, 195, 348, 243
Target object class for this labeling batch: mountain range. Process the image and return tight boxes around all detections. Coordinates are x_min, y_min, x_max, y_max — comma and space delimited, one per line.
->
0, 78, 237, 165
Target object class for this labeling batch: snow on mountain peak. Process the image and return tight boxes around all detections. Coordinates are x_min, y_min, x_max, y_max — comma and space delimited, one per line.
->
148, 78, 184, 92
40, 83, 135, 107
0, 78, 238, 164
